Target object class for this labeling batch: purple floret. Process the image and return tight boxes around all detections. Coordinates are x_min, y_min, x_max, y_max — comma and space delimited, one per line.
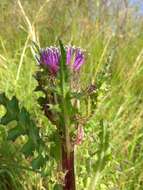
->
38, 45, 85, 75
73, 48, 85, 71
40, 47, 60, 75
66, 46, 85, 71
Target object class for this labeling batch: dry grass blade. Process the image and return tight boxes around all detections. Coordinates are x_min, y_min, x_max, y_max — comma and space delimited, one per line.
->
15, 0, 50, 85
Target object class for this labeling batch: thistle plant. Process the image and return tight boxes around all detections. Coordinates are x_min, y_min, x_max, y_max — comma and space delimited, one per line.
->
35, 41, 86, 190
0, 40, 110, 190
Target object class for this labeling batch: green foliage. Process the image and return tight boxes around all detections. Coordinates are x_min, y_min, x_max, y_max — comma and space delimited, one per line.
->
94, 120, 110, 173
0, 0, 143, 189
50, 131, 61, 162
0, 93, 46, 170
53, 184, 63, 190
0, 94, 20, 125
59, 39, 69, 89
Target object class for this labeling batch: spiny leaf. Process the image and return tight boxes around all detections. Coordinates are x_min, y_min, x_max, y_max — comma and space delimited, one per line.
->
0, 95, 19, 125
0, 93, 46, 170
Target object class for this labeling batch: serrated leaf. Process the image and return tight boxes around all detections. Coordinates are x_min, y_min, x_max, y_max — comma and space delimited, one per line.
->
0, 96, 19, 125
0, 93, 46, 170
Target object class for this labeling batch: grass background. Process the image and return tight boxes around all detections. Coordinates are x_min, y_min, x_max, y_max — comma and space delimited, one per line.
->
0, 0, 143, 189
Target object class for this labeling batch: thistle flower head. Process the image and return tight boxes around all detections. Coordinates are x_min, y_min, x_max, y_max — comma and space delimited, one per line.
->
38, 45, 85, 75
66, 46, 85, 71
39, 46, 60, 75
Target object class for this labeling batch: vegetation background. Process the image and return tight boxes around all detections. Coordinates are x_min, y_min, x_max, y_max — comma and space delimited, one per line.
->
0, 0, 143, 189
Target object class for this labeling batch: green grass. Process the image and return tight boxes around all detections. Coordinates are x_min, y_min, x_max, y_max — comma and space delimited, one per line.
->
0, 0, 143, 189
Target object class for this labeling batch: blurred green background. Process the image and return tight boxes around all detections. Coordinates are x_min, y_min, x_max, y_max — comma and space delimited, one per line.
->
0, 0, 143, 189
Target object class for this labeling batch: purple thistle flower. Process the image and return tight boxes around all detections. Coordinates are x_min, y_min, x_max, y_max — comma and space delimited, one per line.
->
66, 46, 85, 71
40, 47, 60, 75
38, 45, 85, 75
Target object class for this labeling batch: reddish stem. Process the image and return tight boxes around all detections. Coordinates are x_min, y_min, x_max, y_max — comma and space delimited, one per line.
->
62, 145, 75, 190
